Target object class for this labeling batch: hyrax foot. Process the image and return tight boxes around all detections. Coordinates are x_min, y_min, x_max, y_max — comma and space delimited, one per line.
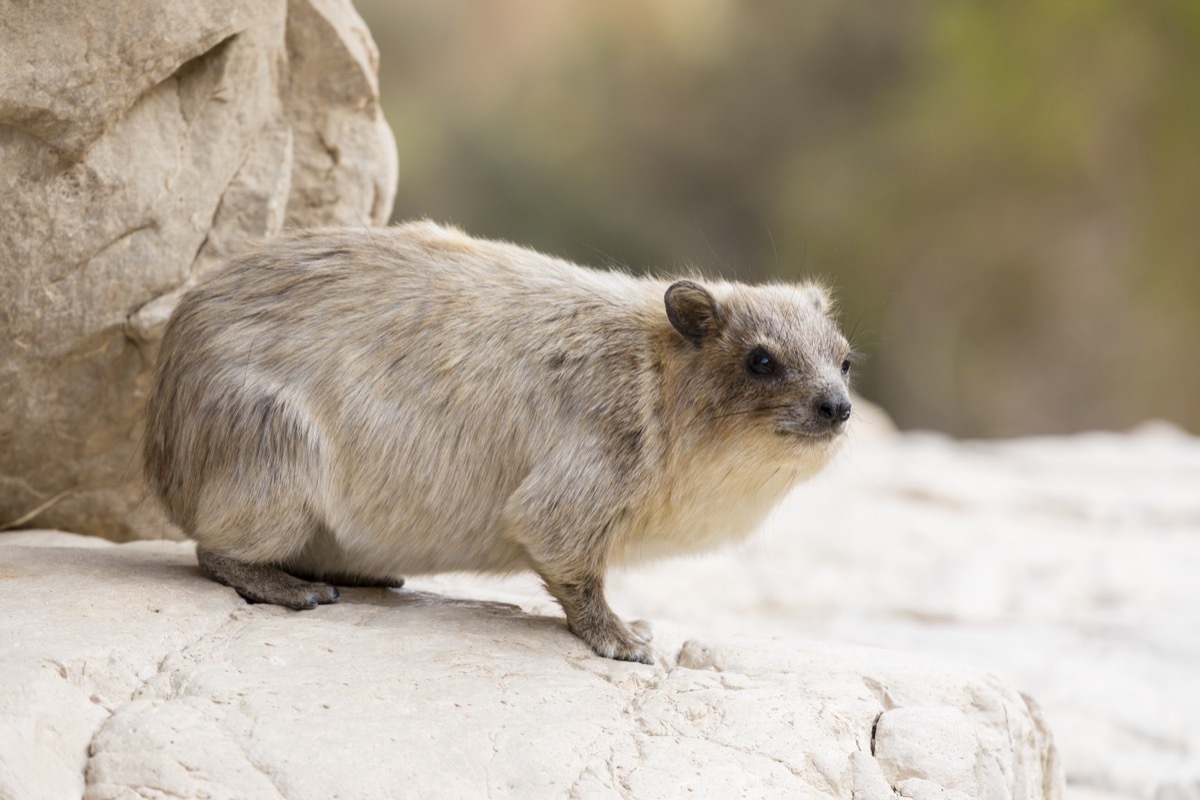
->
571, 616, 655, 665
197, 548, 340, 610
543, 573, 654, 665
331, 574, 405, 589
283, 566, 406, 589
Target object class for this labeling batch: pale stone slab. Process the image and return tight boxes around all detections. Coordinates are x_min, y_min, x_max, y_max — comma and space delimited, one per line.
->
602, 425, 1200, 798
6, 425, 1192, 798
0, 535, 1061, 799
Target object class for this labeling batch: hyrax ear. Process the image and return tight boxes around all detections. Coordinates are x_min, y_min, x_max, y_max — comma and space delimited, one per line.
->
664, 280, 722, 346
806, 284, 833, 315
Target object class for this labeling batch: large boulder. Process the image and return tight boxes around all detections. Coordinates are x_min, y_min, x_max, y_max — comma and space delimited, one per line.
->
0, 0, 397, 540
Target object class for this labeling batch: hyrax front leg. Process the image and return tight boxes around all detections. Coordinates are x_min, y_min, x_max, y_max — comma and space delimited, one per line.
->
539, 571, 654, 665
506, 453, 653, 663
197, 548, 340, 610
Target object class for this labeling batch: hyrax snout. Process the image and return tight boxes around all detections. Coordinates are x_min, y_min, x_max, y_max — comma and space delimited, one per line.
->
144, 221, 854, 664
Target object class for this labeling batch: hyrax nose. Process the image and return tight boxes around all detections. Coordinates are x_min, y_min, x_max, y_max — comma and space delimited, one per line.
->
814, 391, 852, 424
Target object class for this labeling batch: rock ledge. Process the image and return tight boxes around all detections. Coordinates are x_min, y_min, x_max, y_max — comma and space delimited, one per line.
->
0, 533, 1061, 800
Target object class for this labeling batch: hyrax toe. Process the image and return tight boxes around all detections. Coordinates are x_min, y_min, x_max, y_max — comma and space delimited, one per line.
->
233, 580, 340, 610
572, 619, 656, 665
605, 637, 656, 665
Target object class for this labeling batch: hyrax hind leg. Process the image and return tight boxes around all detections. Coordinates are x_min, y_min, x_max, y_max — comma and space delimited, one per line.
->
188, 475, 341, 609
284, 567, 405, 590
278, 523, 406, 589
197, 547, 340, 610
179, 391, 347, 609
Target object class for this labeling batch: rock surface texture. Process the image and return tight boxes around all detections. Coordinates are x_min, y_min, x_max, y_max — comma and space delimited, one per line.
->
0, 0, 398, 539
601, 424, 1200, 800
1, 532, 1061, 800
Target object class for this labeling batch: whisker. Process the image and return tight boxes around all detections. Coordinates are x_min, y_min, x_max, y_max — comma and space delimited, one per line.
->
759, 218, 780, 277
695, 222, 730, 277
692, 403, 792, 428
758, 466, 782, 491
570, 239, 626, 271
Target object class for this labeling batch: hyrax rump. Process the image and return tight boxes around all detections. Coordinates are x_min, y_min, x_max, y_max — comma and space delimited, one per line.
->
144, 221, 854, 664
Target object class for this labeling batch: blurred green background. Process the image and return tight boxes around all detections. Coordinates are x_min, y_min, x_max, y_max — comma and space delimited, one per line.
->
356, 0, 1199, 437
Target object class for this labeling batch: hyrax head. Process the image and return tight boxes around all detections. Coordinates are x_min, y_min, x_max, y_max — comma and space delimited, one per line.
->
664, 279, 854, 446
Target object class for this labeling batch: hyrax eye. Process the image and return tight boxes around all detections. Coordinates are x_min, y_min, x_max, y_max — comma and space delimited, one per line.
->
841, 358, 851, 376
746, 347, 776, 376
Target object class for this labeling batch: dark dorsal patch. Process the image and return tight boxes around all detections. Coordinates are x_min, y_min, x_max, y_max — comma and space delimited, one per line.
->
664, 280, 722, 347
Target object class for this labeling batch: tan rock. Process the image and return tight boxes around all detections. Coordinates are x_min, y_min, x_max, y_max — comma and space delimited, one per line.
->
0, 0, 396, 540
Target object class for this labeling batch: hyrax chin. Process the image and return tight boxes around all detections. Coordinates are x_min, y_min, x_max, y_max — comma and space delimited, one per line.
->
144, 220, 854, 664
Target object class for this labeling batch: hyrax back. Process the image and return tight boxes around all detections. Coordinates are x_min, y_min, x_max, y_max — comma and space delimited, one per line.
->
144, 221, 854, 663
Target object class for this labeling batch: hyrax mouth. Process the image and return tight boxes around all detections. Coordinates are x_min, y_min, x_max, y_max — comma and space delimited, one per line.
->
776, 420, 848, 441
773, 388, 852, 441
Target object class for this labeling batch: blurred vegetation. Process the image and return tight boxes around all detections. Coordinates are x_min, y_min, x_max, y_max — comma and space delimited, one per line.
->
356, 0, 1199, 437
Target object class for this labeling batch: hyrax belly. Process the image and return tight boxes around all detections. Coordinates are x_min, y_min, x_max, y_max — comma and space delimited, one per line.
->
144, 220, 854, 664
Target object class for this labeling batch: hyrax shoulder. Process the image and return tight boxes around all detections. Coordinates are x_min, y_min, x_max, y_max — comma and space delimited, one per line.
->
144, 220, 854, 664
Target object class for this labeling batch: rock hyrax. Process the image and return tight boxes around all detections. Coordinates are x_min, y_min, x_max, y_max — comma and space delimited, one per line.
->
144, 221, 854, 664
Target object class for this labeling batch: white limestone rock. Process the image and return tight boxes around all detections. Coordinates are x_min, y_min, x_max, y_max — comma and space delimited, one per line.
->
602, 424, 1200, 798
6, 424, 1191, 797
0, 534, 1062, 799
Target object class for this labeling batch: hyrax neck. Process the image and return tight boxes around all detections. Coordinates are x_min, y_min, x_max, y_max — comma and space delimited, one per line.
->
616, 427, 838, 566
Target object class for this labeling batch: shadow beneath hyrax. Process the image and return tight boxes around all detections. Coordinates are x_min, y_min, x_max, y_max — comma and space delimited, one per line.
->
92, 542, 581, 655
336, 585, 523, 613
7, 538, 597, 659
324, 584, 580, 655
